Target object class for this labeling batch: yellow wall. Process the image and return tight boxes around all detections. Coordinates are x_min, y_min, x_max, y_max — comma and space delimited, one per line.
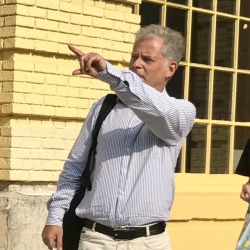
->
0, 1, 247, 250
169, 174, 247, 249
0, 0, 140, 181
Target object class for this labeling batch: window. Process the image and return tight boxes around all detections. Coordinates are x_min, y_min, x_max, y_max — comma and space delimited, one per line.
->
138, 0, 250, 174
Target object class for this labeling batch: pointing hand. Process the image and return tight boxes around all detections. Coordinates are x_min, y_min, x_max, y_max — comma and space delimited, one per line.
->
68, 44, 107, 77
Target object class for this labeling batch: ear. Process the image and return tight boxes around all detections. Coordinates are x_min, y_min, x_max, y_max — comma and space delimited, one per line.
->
165, 61, 178, 79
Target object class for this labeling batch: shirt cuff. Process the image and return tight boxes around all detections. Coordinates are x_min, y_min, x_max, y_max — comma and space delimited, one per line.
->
46, 206, 66, 226
97, 61, 122, 88
98, 61, 144, 92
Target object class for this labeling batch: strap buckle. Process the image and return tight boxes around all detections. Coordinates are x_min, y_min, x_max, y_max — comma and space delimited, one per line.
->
114, 225, 131, 231
113, 226, 141, 240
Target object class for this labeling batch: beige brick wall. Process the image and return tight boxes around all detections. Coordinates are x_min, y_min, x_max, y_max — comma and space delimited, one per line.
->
0, 0, 140, 181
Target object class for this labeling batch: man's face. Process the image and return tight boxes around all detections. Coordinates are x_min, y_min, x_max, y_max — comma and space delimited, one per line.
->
129, 36, 177, 92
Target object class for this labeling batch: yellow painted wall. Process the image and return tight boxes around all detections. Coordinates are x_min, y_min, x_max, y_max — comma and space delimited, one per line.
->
169, 174, 248, 249
0, 0, 140, 181
0, 1, 247, 250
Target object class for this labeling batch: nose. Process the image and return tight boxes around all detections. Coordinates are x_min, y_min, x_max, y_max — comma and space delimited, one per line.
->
131, 57, 143, 68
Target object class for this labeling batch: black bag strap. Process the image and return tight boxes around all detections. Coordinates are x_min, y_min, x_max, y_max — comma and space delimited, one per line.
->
80, 93, 117, 192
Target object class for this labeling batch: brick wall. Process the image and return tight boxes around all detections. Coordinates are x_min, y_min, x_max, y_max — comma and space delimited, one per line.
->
0, 0, 140, 182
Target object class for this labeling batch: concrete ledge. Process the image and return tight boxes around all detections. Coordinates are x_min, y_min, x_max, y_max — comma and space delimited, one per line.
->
0, 191, 49, 250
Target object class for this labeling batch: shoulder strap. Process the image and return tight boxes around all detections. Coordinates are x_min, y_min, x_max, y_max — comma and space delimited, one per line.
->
91, 94, 118, 151
81, 94, 117, 192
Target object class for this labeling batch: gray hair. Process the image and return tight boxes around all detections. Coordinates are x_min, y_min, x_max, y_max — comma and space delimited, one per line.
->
134, 24, 185, 64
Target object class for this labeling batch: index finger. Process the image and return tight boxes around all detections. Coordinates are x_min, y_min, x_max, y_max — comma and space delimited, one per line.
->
68, 44, 85, 57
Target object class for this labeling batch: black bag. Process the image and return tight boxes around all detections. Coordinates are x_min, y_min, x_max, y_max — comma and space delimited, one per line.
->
62, 94, 117, 250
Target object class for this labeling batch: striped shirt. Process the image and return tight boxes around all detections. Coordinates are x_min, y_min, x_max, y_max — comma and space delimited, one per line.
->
46, 62, 196, 228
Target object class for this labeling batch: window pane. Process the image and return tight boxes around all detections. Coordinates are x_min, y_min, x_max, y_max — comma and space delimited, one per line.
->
215, 17, 235, 68
211, 125, 230, 174
140, 2, 161, 26
166, 66, 184, 99
240, 0, 250, 18
238, 20, 250, 70
186, 124, 206, 173
191, 12, 212, 65
235, 74, 250, 122
212, 71, 232, 121
234, 127, 250, 171
193, 0, 212, 10
168, 0, 188, 5
166, 7, 187, 47
217, 0, 236, 15
189, 67, 209, 119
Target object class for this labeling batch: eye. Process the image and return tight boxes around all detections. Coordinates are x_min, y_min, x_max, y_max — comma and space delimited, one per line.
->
131, 55, 138, 60
143, 57, 153, 63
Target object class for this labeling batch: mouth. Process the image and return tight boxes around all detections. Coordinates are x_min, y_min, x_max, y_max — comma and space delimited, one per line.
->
136, 74, 144, 80
130, 68, 145, 82
133, 71, 144, 79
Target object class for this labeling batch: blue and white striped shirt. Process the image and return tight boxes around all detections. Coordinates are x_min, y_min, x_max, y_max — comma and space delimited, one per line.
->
46, 62, 196, 228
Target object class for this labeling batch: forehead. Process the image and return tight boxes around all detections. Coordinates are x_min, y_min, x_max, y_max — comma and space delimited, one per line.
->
132, 36, 164, 53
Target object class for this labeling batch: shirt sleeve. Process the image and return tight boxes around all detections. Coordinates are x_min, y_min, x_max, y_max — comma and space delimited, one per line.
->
98, 62, 196, 145
235, 139, 250, 177
45, 98, 105, 226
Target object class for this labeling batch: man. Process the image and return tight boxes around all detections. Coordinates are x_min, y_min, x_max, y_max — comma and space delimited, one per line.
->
42, 24, 196, 250
235, 139, 250, 249
236, 139, 250, 201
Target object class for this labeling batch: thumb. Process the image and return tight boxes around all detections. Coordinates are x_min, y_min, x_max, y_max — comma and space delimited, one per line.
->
72, 69, 82, 75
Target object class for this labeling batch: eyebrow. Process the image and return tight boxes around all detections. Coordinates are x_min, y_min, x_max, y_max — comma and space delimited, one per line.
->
131, 53, 154, 58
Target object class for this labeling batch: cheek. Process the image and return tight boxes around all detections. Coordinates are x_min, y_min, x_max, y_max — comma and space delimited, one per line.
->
128, 60, 133, 69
